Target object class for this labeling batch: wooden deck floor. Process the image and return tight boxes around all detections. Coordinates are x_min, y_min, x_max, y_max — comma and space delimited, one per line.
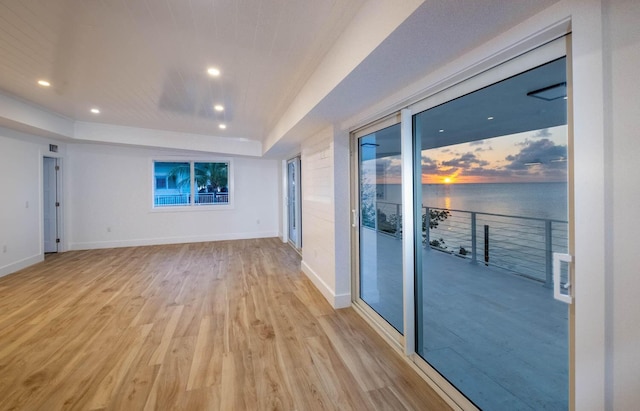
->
0, 238, 450, 411
361, 229, 568, 410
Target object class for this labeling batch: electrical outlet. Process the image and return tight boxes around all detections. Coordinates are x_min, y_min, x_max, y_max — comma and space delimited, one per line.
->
256, 219, 260, 225
2, 245, 7, 253
25, 201, 29, 209
107, 227, 112, 233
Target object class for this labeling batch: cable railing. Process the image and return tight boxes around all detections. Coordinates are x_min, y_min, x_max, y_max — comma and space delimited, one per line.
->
363, 202, 568, 285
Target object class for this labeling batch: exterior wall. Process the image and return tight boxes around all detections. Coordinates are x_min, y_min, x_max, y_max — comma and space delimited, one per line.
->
66, 143, 279, 249
0, 128, 65, 277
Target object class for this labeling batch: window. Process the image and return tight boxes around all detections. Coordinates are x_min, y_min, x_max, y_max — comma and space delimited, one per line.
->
155, 176, 167, 190
153, 160, 231, 208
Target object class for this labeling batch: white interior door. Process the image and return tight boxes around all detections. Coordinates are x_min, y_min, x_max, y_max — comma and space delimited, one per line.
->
43, 157, 58, 253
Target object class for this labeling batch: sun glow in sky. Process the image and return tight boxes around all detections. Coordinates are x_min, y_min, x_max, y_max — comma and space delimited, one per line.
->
365, 126, 568, 185
420, 126, 568, 184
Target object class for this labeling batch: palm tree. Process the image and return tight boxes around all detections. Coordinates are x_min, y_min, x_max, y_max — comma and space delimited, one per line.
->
169, 162, 228, 193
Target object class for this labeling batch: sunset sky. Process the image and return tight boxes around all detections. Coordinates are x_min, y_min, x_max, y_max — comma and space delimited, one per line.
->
373, 125, 568, 185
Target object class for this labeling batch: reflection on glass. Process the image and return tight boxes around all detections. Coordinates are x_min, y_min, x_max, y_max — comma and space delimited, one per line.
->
153, 161, 190, 207
414, 58, 569, 409
358, 123, 403, 333
194, 162, 229, 205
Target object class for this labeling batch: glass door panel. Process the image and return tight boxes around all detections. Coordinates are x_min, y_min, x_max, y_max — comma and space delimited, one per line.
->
357, 123, 403, 333
414, 57, 569, 409
287, 157, 302, 250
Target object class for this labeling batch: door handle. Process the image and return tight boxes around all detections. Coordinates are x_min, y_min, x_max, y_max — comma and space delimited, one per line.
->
553, 252, 573, 304
351, 209, 358, 228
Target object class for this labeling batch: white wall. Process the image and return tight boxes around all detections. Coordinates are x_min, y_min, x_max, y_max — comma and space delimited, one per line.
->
67, 143, 279, 249
333, 130, 351, 304
300, 127, 349, 307
298, 126, 351, 308
0, 128, 65, 277
606, 1, 640, 409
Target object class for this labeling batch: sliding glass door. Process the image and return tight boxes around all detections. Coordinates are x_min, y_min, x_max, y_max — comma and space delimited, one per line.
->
413, 55, 570, 409
353, 118, 404, 337
351, 37, 573, 410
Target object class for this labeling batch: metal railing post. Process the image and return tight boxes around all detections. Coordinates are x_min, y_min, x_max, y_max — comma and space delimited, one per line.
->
471, 212, 477, 264
395, 203, 401, 239
484, 225, 489, 266
544, 220, 553, 288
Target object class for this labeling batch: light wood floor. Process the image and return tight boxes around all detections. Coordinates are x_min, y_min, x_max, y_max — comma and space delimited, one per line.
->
0, 238, 450, 410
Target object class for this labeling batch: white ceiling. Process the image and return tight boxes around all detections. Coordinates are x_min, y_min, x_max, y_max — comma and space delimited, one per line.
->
0, 0, 365, 140
0, 0, 562, 157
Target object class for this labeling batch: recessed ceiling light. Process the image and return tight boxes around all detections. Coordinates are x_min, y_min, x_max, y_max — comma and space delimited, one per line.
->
487, 116, 494, 120
207, 67, 221, 77
439, 129, 444, 133
90, 108, 100, 114
214, 104, 224, 112
37, 80, 50, 87
219, 124, 227, 129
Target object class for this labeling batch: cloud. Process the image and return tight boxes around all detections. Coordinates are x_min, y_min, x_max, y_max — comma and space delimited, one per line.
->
505, 138, 567, 171
421, 156, 439, 173
441, 152, 489, 168
531, 128, 552, 138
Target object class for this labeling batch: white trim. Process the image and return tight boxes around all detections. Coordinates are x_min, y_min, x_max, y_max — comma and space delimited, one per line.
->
411, 354, 478, 411
571, 1, 606, 408
352, 299, 404, 347
400, 108, 415, 356
68, 231, 279, 251
0, 254, 43, 278
301, 260, 350, 309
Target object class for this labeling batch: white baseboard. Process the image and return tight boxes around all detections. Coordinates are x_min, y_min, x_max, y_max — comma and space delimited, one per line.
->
301, 260, 351, 309
0, 254, 43, 278
68, 231, 279, 251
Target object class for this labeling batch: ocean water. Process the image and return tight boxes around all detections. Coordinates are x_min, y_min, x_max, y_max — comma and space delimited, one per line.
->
381, 182, 568, 221
376, 182, 569, 281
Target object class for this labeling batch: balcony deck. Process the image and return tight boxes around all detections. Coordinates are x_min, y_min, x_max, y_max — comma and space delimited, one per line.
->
361, 228, 568, 410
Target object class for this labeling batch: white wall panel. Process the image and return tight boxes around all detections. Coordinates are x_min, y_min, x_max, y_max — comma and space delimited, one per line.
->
300, 127, 338, 304
66, 143, 279, 249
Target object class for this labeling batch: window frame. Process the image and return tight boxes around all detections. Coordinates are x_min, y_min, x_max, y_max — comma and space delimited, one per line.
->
150, 157, 234, 211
